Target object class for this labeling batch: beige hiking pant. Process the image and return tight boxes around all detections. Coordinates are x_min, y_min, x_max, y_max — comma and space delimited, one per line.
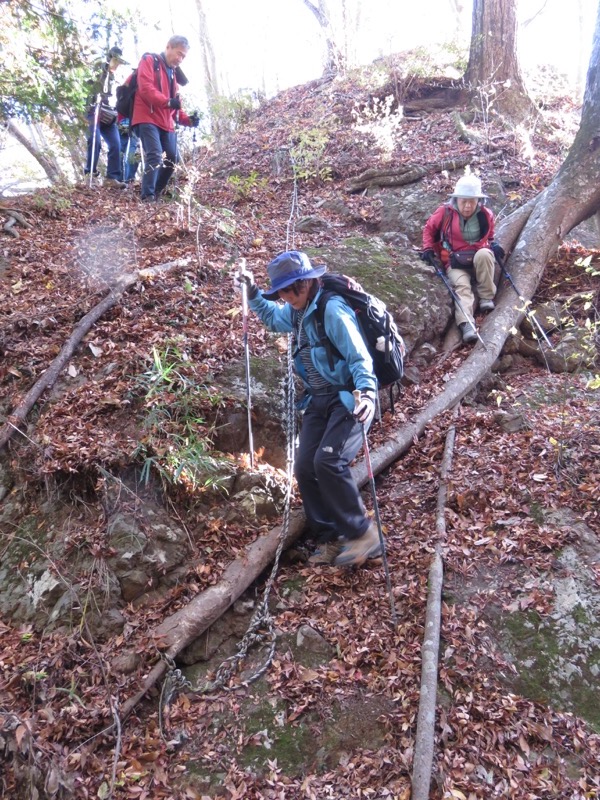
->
447, 248, 496, 326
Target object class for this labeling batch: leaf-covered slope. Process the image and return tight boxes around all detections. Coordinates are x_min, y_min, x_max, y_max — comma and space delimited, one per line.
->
1, 61, 599, 799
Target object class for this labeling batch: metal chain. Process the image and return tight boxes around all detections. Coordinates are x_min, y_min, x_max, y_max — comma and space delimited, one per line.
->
286, 150, 300, 251
159, 322, 298, 738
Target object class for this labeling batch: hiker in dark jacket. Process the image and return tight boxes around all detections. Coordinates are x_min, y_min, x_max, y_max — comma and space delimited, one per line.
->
421, 174, 504, 343
84, 47, 127, 188
235, 251, 383, 567
131, 35, 199, 202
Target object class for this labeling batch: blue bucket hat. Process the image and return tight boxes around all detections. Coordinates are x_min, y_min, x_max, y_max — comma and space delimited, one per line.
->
262, 251, 327, 300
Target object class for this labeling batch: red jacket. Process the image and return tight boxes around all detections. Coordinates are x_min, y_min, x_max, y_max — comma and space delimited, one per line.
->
131, 53, 191, 131
423, 203, 496, 267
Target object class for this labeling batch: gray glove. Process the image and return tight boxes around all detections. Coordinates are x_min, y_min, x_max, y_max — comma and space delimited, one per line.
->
353, 390, 376, 426
233, 261, 258, 299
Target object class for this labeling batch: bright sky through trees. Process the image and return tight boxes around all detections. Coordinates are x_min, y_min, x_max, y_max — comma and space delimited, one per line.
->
1, 0, 596, 192
116, 0, 597, 106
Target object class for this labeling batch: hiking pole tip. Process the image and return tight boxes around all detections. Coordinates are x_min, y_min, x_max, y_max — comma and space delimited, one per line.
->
353, 390, 399, 630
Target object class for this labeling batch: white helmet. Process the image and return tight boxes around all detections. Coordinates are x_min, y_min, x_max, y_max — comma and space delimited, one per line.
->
451, 174, 483, 199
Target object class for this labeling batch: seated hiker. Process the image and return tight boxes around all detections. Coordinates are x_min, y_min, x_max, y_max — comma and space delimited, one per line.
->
420, 173, 504, 344
234, 251, 383, 567
85, 46, 127, 188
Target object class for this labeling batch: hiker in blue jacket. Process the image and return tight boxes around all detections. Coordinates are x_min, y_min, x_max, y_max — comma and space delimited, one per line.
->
235, 250, 383, 567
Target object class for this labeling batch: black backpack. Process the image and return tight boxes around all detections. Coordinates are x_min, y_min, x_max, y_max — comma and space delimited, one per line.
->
315, 274, 405, 391
115, 53, 161, 119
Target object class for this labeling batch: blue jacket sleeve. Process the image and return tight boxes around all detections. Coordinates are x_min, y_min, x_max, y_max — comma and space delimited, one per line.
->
248, 292, 294, 333
323, 295, 377, 394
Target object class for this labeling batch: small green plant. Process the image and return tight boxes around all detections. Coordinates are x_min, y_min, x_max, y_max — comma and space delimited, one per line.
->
212, 207, 237, 244
134, 341, 229, 495
210, 90, 260, 139
290, 128, 332, 182
577, 254, 600, 278
32, 184, 73, 218
227, 170, 268, 202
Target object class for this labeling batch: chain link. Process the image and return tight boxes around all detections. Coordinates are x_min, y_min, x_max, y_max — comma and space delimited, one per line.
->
286, 150, 300, 251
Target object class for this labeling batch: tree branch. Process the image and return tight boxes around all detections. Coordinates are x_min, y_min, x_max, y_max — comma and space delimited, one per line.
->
411, 425, 456, 800
0, 259, 189, 453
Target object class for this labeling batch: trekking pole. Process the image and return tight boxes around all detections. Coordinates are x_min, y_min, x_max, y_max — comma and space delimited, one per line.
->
498, 260, 553, 349
89, 95, 101, 188
89, 57, 112, 188
353, 390, 398, 629
123, 131, 131, 183
432, 260, 487, 349
239, 259, 255, 468
172, 106, 180, 196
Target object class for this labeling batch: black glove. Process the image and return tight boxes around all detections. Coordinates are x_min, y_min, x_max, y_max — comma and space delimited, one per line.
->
188, 114, 200, 128
420, 249, 437, 266
491, 242, 505, 263
167, 96, 182, 110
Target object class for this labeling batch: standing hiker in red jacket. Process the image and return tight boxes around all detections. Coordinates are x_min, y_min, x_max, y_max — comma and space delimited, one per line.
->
131, 35, 199, 202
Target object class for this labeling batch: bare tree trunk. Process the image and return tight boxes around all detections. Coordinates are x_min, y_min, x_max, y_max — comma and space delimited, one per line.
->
195, 0, 219, 99
447, 0, 466, 40
121, 511, 307, 719
357, 5, 600, 482
465, 0, 535, 121
411, 426, 455, 800
5, 119, 64, 184
301, 0, 345, 76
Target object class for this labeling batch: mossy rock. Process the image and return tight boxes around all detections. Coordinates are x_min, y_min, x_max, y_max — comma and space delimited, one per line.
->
308, 236, 452, 348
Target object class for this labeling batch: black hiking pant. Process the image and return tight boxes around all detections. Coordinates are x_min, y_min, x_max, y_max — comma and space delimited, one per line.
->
295, 393, 369, 544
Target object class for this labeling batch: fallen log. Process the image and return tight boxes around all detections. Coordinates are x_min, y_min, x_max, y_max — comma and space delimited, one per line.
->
411, 425, 455, 800
120, 104, 600, 716
0, 259, 189, 453
120, 510, 307, 719
117, 189, 565, 722
346, 157, 471, 193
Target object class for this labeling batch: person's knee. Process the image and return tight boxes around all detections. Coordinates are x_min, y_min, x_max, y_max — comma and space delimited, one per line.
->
294, 453, 314, 485
474, 248, 494, 269
313, 449, 342, 481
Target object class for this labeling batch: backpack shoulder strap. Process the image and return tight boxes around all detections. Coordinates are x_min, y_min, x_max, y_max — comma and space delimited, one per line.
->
441, 205, 453, 251
139, 52, 163, 91
315, 290, 343, 370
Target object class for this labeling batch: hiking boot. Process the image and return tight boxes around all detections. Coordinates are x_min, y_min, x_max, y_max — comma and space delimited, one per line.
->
459, 322, 478, 344
308, 541, 342, 565
334, 522, 381, 567
141, 194, 156, 203
479, 299, 495, 312
105, 178, 126, 189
